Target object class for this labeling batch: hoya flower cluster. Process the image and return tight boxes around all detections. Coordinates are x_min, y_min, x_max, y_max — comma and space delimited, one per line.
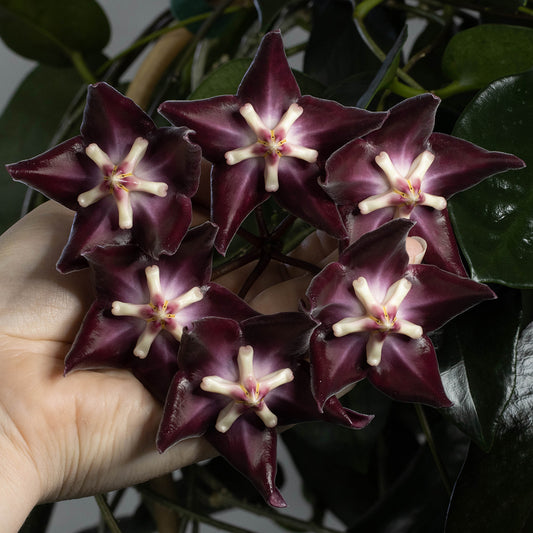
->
6, 30, 524, 507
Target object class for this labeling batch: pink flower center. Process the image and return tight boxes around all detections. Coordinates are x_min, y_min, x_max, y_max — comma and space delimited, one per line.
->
358, 151, 447, 219
224, 103, 318, 192
332, 276, 423, 366
78, 137, 168, 229
111, 265, 204, 358
200, 345, 294, 433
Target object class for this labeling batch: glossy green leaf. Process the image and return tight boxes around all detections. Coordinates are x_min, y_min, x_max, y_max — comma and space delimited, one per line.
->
348, 421, 468, 533
0, 0, 110, 66
0, 65, 83, 233
445, 321, 533, 533
437, 287, 521, 450
449, 71, 533, 288
188, 58, 251, 100
441, 25, 533, 92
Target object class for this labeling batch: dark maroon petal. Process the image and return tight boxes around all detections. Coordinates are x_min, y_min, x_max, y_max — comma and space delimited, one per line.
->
141, 126, 201, 198
237, 30, 300, 118
210, 160, 269, 253
177, 317, 242, 378
206, 419, 286, 508
403, 263, 496, 333
241, 312, 315, 373
64, 303, 139, 373
409, 207, 467, 276
305, 262, 361, 323
81, 82, 154, 158
158, 96, 245, 163
7, 137, 93, 211
364, 93, 439, 162
132, 191, 193, 259
275, 159, 346, 238
339, 218, 413, 292
157, 372, 224, 450
294, 95, 387, 157
272, 360, 373, 429
57, 208, 132, 273
321, 138, 384, 206
158, 222, 218, 289
425, 132, 525, 197
310, 325, 368, 410
368, 335, 452, 407
177, 283, 258, 326
344, 208, 396, 247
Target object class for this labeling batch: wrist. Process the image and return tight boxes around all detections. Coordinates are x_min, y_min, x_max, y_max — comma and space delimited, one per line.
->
0, 433, 43, 532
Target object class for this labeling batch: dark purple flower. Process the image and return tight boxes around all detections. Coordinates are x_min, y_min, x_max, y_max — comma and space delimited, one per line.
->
157, 314, 373, 507
305, 219, 495, 410
321, 93, 525, 275
64, 222, 257, 403
158, 30, 387, 253
6, 82, 201, 273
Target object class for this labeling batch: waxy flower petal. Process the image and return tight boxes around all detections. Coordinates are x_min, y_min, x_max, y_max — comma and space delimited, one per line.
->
158, 314, 372, 507
64, 223, 257, 403
322, 94, 525, 275
159, 30, 387, 252
6, 82, 201, 273
305, 219, 495, 409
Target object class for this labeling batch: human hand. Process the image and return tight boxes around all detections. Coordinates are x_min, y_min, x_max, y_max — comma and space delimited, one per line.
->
0, 200, 332, 531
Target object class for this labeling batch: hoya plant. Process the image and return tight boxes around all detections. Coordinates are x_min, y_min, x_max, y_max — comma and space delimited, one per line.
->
1, 1, 532, 532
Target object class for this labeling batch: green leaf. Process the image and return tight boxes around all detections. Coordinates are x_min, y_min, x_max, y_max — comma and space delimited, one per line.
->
441, 24, 533, 92
0, 64, 83, 233
445, 321, 533, 533
449, 71, 533, 288
437, 287, 521, 450
188, 58, 251, 100
348, 420, 468, 533
0, 0, 110, 66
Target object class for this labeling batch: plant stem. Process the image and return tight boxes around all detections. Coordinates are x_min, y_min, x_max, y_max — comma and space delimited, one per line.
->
94, 494, 123, 533
69, 51, 96, 84
414, 404, 452, 496
388, 78, 425, 98
219, 493, 343, 533
354, 17, 425, 91
137, 484, 255, 533
434, 80, 472, 99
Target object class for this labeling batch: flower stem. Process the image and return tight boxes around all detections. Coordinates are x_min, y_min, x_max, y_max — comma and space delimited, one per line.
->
94, 494, 123, 533
68, 51, 97, 84
219, 492, 343, 533
434, 80, 473, 99
414, 404, 452, 496
388, 78, 426, 99
137, 484, 255, 533
354, 0, 385, 20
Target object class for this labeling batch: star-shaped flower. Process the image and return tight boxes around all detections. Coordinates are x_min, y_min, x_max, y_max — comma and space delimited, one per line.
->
321, 93, 525, 275
64, 222, 257, 403
157, 314, 373, 507
158, 30, 387, 253
305, 219, 495, 410
6, 82, 201, 273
